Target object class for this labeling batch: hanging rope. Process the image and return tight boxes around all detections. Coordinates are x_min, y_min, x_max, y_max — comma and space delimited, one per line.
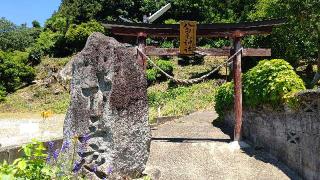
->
137, 48, 243, 85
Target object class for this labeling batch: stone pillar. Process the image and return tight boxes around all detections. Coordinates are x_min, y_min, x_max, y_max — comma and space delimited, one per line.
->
62, 32, 151, 179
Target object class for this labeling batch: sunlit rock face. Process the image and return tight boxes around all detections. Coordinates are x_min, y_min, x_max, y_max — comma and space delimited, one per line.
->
62, 32, 151, 179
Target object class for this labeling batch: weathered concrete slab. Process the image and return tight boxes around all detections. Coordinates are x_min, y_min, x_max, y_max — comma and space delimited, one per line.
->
62, 32, 151, 179
146, 111, 297, 180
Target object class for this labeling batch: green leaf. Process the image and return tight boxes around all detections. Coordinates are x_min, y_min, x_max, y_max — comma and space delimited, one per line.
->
17, 160, 27, 170
22, 145, 32, 157
12, 158, 22, 165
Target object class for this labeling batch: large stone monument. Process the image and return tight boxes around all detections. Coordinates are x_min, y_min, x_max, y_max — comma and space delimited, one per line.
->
62, 32, 151, 179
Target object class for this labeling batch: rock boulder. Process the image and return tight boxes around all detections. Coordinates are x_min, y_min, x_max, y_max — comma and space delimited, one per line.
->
62, 32, 151, 179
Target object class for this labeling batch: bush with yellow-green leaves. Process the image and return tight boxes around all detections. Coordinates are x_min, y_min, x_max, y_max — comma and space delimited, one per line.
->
215, 59, 306, 116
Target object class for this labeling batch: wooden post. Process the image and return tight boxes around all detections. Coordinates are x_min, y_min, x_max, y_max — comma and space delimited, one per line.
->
233, 37, 243, 141
137, 32, 147, 69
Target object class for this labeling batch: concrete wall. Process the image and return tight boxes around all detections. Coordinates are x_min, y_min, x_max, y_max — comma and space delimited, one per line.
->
224, 90, 320, 180
0, 138, 62, 164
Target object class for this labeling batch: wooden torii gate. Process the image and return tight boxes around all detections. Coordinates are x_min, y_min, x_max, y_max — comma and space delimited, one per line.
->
103, 19, 284, 141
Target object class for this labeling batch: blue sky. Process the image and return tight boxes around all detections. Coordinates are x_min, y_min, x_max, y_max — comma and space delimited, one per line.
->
0, 0, 61, 26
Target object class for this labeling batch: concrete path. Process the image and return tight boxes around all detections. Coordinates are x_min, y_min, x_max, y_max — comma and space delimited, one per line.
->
145, 111, 299, 180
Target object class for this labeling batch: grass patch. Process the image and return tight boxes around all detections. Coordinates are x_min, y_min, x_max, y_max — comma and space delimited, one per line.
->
148, 80, 216, 123
0, 56, 72, 114
173, 56, 228, 79
0, 55, 220, 123
0, 84, 70, 114
0, 79, 217, 122
35, 56, 71, 80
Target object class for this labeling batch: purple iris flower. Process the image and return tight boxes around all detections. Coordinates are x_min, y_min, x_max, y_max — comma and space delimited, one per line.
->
46, 154, 51, 163
48, 141, 54, 151
78, 135, 90, 156
73, 161, 81, 172
82, 133, 90, 144
93, 164, 98, 172
53, 149, 59, 160
61, 141, 70, 152
107, 167, 113, 174
78, 144, 86, 157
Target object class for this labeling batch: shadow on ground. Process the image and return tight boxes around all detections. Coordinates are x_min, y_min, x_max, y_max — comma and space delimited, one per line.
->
211, 117, 301, 180
151, 137, 231, 143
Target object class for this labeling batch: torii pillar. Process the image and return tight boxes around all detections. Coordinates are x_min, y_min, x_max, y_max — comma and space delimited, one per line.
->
233, 33, 243, 141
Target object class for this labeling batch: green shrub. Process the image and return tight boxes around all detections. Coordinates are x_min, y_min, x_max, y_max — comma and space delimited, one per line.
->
156, 60, 173, 78
0, 139, 85, 179
164, 19, 178, 24
160, 40, 174, 48
65, 20, 105, 52
214, 59, 306, 116
45, 14, 67, 33
0, 85, 6, 101
243, 59, 306, 106
0, 51, 35, 93
146, 69, 157, 84
214, 82, 234, 116
146, 59, 174, 84
28, 47, 43, 65
29, 30, 62, 60
0, 140, 50, 179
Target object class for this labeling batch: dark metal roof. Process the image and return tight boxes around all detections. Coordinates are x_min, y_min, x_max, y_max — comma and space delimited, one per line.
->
102, 19, 285, 38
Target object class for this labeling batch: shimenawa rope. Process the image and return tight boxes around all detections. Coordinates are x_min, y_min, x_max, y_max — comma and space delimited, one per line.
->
137, 48, 243, 84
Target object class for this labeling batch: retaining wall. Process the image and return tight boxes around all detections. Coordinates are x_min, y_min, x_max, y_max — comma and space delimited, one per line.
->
0, 138, 62, 164
224, 90, 320, 180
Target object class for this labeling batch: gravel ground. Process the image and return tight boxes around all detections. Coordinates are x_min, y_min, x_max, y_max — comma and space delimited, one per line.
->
145, 111, 301, 180
0, 114, 64, 147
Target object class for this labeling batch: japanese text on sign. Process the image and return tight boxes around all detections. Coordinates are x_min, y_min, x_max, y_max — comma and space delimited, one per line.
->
180, 21, 197, 55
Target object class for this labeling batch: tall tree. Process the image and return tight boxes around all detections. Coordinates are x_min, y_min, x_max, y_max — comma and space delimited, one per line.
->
0, 17, 40, 51
32, 20, 41, 28
249, 0, 320, 85
141, 0, 257, 23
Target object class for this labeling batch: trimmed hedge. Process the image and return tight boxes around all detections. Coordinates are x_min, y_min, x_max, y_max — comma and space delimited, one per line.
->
215, 59, 306, 115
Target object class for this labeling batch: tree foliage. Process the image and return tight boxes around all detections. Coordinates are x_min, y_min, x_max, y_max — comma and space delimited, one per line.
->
45, 13, 68, 33
58, 0, 144, 23
32, 20, 41, 28
247, 0, 320, 66
140, 0, 256, 23
65, 20, 105, 51
55, 0, 257, 24
28, 30, 65, 64
0, 51, 35, 97
0, 17, 41, 51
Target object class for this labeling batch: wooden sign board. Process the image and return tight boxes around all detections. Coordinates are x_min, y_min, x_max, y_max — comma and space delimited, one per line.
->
180, 21, 197, 55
